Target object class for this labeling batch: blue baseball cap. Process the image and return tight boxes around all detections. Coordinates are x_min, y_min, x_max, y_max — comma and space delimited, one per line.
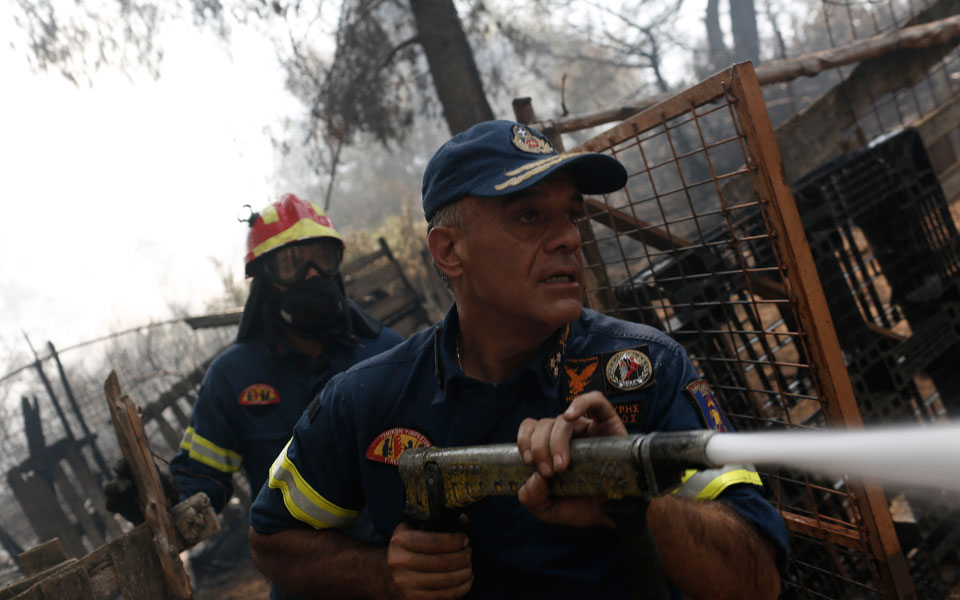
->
421, 120, 628, 221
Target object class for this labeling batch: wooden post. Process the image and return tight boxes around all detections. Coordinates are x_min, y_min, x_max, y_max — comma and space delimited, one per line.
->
48, 342, 109, 476
6, 466, 86, 558
22, 333, 75, 443
103, 371, 192, 599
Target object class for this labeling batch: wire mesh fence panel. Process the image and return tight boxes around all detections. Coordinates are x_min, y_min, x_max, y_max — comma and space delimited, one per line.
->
573, 63, 918, 599
0, 321, 237, 584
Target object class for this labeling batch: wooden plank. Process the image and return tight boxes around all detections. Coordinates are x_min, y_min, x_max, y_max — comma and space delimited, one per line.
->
366, 291, 419, 323
17, 540, 66, 577
579, 217, 619, 314
584, 197, 694, 252
582, 197, 788, 301
390, 312, 431, 339
0, 494, 217, 600
104, 372, 192, 599
528, 9, 960, 137
36, 564, 94, 599
781, 510, 869, 553
108, 526, 170, 600
755, 14, 960, 85
341, 248, 387, 273
344, 262, 402, 301
61, 445, 124, 540
775, 0, 960, 183
0, 559, 77, 600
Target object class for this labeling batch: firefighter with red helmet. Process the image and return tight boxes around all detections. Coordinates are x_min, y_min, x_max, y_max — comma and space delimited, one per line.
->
106, 195, 403, 598
169, 194, 403, 514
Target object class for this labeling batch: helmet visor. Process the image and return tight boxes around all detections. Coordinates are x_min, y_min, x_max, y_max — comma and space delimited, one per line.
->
265, 239, 342, 285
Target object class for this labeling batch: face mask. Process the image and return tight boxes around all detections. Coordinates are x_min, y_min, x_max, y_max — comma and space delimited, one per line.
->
272, 275, 350, 343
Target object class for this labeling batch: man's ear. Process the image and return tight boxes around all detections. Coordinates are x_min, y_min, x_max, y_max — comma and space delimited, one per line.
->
427, 226, 464, 281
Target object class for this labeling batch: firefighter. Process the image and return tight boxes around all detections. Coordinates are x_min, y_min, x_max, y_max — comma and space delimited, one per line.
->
105, 195, 403, 583
247, 122, 787, 599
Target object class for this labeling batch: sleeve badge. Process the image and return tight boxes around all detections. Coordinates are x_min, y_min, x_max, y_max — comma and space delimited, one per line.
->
365, 428, 433, 466
238, 383, 281, 406
685, 380, 732, 432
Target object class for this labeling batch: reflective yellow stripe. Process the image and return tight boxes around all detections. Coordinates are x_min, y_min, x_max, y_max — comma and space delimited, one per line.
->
251, 218, 341, 258
261, 204, 279, 224
179, 426, 243, 473
267, 440, 358, 529
674, 466, 763, 501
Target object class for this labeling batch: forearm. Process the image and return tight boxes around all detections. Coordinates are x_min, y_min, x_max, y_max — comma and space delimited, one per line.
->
647, 495, 780, 600
249, 527, 396, 598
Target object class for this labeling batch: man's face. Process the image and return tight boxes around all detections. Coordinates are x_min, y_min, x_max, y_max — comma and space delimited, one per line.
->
457, 171, 586, 337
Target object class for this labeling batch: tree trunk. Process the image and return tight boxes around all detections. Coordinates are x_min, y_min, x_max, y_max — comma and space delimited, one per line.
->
409, 0, 494, 134
705, 0, 730, 69
729, 0, 760, 63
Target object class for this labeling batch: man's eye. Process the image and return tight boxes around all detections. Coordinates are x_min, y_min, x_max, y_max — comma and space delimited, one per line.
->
519, 210, 538, 223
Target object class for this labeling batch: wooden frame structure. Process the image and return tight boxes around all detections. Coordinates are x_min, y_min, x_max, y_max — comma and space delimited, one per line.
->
568, 63, 916, 597
0, 372, 220, 599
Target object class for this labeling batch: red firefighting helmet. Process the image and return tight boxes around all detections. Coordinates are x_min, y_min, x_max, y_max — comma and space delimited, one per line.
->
244, 194, 345, 277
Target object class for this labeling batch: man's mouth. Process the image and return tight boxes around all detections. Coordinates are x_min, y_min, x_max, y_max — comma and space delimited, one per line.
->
543, 274, 576, 284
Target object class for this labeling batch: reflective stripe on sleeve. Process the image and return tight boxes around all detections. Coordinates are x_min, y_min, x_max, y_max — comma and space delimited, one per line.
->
179, 426, 244, 473
267, 439, 359, 530
673, 465, 763, 501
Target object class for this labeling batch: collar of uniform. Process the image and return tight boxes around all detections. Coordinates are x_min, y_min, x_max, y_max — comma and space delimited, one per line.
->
272, 334, 347, 373
432, 306, 572, 403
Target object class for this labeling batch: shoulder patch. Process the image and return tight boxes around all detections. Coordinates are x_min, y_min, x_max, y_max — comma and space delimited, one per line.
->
561, 356, 602, 403
685, 380, 732, 432
602, 347, 655, 394
238, 383, 281, 406
365, 428, 432, 466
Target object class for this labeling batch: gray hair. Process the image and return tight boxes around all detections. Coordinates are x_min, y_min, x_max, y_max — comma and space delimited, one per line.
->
426, 200, 465, 285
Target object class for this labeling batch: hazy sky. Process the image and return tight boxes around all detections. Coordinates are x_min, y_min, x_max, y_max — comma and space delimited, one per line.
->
0, 14, 302, 362
0, 0, 715, 374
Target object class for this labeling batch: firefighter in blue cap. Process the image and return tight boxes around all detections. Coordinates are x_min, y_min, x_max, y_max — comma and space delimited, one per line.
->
248, 122, 787, 599
106, 195, 403, 599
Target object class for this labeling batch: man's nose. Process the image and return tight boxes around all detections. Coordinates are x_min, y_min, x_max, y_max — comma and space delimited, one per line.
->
546, 214, 582, 252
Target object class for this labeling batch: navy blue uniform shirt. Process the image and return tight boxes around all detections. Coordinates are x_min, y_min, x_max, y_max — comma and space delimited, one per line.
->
171, 327, 403, 512
251, 307, 788, 597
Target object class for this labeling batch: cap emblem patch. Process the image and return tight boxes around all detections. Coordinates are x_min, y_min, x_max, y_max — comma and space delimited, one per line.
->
510, 125, 555, 155
238, 383, 281, 406
605, 349, 653, 391
365, 428, 432, 466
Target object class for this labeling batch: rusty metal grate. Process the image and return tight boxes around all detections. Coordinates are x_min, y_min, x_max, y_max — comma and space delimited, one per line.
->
572, 63, 915, 598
